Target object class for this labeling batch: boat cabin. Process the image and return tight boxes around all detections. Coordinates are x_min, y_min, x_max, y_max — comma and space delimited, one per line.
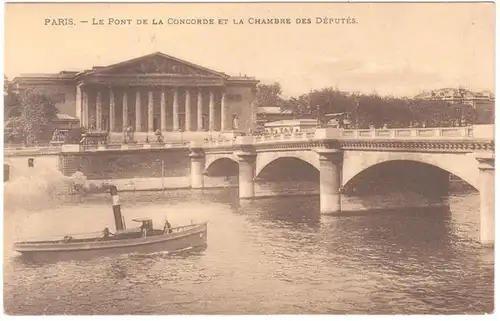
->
132, 218, 154, 231
111, 218, 161, 239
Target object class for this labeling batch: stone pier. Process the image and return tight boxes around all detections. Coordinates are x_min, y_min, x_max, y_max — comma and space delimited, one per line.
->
236, 152, 257, 199
316, 148, 343, 214
474, 153, 495, 246
189, 148, 205, 189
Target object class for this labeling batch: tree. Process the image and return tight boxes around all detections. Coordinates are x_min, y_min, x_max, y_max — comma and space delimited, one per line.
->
255, 82, 284, 107
356, 95, 412, 128
382, 97, 412, 128
4, 117, 23, 144
281, 88, 355, 121
281, 94, 311, 118
3, 77, 20, 119
309, 88, 354, 124
281, 88, 412, 127
409, 99, 456, 127
5, 89, 59, 145
356, 94, 387, 128
455, 103, 479, 126
280, 87, 476, 128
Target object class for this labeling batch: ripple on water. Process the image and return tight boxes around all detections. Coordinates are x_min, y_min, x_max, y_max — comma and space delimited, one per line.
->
3, 189, 494, 315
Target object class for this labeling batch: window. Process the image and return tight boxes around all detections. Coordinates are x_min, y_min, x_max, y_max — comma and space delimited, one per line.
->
28, 158, 35, 168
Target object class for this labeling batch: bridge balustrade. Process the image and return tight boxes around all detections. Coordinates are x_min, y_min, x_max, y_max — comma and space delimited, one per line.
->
58, 141, 189, 153
4, 145, 62, 156
5, 125, 492, 153
339, 127, 475, 139
201, 125, 489, 147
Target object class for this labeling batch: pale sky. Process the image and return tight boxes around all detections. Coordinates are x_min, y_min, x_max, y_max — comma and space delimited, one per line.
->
4, 2, 495, 97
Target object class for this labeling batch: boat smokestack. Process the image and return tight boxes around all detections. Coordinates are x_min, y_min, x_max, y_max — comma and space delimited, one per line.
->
109, 185, 125, 231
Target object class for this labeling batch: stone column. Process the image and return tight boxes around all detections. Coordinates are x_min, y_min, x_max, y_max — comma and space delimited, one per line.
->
148, 90, 154, 132
173, 88, 179, 131
96, 91, 102, 130
109, 87, 115, 132
475, 154, 495, 245
316, 149, 343, 213
209, 90, 215, 131
185, 88, 192, 131
83, 90, 90, 128
160, 89, 166, 132
122, 91, 128, 129
197, 88, 203, 131
82, 88, 88, 128
189, 148, 205, 189
220, 91, 227, 131
76, 85, 83, 126
236, 152, 257, 199
135, 90, 141, 132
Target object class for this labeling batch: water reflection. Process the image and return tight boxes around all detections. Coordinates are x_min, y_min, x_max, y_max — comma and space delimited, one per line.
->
239, 195, 322, 230
4, 187, 493, 315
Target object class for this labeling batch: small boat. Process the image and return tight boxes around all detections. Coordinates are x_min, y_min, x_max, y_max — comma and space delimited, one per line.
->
13, 185, 208, 261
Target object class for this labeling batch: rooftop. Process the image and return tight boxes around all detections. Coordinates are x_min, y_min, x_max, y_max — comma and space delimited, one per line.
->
55, 113, 79, 121
264, 119, 317, 127
257, 106, 292, 115
414, 88, 495, 100
12, 52, 258, 84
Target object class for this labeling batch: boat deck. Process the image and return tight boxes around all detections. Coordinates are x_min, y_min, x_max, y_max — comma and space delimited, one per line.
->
15, 223, 203, 246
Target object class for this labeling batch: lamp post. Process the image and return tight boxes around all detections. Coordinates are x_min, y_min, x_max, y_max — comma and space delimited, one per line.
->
353, 92, 360, 129
156, 158, 165, 191
458, 88, 466, 127
316, 104, 321, 128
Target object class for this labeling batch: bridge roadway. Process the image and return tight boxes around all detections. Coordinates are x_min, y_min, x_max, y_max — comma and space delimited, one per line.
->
189, 125, 495, 245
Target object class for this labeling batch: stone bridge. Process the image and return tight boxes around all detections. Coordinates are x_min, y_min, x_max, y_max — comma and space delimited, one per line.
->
187, 125, 495, 245
4, 125, 495, 244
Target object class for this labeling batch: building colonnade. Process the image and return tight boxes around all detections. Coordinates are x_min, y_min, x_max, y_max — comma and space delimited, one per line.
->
77, 85, 230, 134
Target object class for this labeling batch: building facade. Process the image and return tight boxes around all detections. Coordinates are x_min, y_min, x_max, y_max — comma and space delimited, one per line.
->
256, 106, 294, 129
12, 52, 259, 142
414, 87, 495, 105
263, 119, 317, 134
414, 87, 495, 124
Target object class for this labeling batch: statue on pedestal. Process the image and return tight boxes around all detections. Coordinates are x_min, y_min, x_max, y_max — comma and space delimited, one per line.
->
51, 129, 59, 142
124, 124, 134, 143
155, 129, 164, 143
232, 114, 239, 130
89, 117, 96, 131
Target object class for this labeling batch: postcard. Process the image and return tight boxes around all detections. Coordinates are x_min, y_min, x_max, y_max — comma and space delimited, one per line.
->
3, 2, 495, 315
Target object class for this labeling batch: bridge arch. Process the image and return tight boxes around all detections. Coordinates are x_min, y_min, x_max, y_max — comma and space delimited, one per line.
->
255, 156, 319, 182
204, 155, 239, 177
342, 151, 479, 190
255, 151, 320, 178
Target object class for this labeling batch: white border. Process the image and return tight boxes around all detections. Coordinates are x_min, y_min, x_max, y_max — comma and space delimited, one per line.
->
0, 1, 497, 320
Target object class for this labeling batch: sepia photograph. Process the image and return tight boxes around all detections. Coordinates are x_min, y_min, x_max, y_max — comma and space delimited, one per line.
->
2, 1, 496, 315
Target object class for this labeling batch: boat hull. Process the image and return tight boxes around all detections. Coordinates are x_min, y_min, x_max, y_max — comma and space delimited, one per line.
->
13, 223, 208, 262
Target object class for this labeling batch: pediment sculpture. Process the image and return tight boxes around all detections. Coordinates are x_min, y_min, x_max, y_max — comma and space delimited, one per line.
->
105, 56, 216, 76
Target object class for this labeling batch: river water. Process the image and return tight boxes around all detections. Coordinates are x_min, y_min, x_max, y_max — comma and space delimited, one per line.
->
3, 185, 494, 315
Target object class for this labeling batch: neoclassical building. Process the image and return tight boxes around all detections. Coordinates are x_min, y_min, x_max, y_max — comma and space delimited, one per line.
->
12, 52, 259, 142
414, 87, 495, 124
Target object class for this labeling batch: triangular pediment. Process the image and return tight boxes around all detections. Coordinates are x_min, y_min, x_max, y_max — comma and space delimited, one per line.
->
88, 52, 228, 78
